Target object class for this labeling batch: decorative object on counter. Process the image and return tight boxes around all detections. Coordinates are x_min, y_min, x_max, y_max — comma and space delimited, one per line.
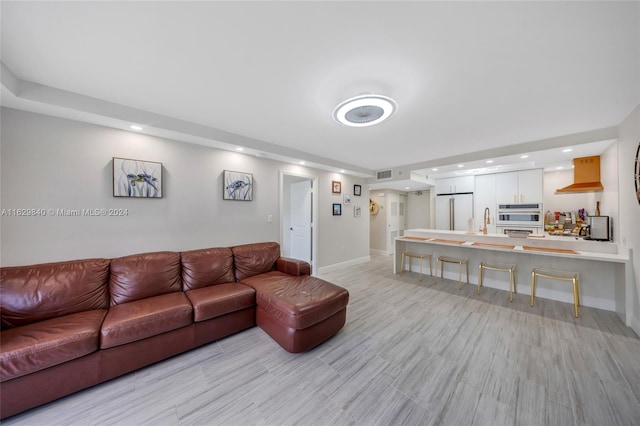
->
113, 157, 162, 198
467, 218, 476, 234
222, 170, 253, 201
435, 256, 469, 289
353, 184, 361, 196
332, 203, 342, 216
530, 268, 580, 318
595, 201, 601, 216
578, 208, 586, 222
332, 180, 341, 194
400, 252, 433, 282
477, 261, 517, 302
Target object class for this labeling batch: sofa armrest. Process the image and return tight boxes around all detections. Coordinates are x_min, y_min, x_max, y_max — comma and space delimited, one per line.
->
277, 257, 311, 276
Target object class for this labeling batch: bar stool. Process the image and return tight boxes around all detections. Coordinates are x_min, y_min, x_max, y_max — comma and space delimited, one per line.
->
436, 256, 469, 289
530, 268, 581, 318
477, 261, 517, 302
400, 252, 433, 281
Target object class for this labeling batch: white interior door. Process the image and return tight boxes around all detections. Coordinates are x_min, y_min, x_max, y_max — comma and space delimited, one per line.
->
399, 194, 407, 236
289, 180, 312, 263
387, 192, 400, 253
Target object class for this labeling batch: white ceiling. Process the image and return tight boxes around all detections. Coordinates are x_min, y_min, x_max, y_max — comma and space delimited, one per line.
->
1, 1, 639, 185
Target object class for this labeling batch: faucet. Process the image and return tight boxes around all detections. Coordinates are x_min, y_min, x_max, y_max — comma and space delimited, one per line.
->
482, 207, 491, 234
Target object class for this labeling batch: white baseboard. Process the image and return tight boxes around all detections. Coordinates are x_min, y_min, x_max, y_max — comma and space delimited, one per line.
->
369, 249, 391, 257
318, 256, 371, 274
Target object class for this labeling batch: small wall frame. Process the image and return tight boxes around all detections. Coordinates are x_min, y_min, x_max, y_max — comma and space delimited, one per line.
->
113, 157, 163, 198
223, 170, 253, 201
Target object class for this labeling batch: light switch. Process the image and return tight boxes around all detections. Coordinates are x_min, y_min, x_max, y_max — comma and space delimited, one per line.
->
267, 214, 273, 223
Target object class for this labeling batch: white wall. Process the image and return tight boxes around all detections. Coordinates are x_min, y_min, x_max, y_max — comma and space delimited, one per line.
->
617, 104, 640, 334
543, 170, 597, 216
406, 190, 431, 229
0, 108, 369, 269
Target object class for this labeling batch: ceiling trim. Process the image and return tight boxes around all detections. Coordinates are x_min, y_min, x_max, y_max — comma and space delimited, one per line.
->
0, 62, 375, 178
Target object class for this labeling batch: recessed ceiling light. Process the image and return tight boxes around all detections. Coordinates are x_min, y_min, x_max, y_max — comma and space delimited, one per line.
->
563, 148, 573, 153
557, 166, 564, 170
405, 187, 411, 190
236, 147, 244, 152
130, 125, 143, 131
299, 161, 305, 165
432, 168, 438, 171
486, 160, 494, 164
339, 169, 345, 173
457, 164, 464, 168
333, 94, 397, 127
520, 155, 529, 159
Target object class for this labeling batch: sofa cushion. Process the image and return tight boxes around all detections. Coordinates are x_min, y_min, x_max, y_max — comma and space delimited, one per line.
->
181, 247, 235, 291
185, 283, 255, 322
231, 242, 280, 281
110, 251, 181, 305
0, 310, 107, 382
0, 259, 110, 329
241, 272, 349, 330
100, 292, 193, 349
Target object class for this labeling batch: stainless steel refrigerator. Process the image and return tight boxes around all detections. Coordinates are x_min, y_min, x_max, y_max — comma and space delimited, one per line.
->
435, 192, 474, 231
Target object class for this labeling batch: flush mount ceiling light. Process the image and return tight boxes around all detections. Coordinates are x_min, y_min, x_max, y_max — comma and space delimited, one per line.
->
333, 94, 397, 127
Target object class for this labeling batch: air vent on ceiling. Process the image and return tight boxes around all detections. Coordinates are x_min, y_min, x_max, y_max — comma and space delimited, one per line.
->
376, 169, 393, 180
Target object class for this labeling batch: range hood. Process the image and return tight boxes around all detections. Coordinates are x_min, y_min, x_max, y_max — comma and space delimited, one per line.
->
556, 155, 604, 193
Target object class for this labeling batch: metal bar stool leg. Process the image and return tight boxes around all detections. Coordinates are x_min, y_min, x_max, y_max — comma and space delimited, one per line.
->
477, 263, 483, 295
530, 270, 536, 307
509, 268, 514, 302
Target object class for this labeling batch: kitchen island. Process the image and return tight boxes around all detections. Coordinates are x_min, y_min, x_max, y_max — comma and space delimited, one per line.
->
395, 229, 633, 325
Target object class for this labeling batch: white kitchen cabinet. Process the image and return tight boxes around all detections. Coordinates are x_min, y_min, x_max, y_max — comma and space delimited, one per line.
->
474, 174, 497, 233
496, 169, 543, 204
435, 176, 474, 194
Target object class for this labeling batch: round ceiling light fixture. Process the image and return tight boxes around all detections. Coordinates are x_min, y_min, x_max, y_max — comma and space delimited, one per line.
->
333, 94, 397, 127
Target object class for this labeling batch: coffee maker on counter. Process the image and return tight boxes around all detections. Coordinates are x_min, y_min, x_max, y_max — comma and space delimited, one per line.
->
581, 216, 611, 241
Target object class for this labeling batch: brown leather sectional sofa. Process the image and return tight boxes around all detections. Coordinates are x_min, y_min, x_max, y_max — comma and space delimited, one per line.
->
0, 242, 349, 419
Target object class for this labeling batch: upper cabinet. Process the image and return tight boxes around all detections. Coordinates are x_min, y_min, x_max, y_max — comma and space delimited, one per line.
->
435, 176, 474, 194
495, 169, 543, 204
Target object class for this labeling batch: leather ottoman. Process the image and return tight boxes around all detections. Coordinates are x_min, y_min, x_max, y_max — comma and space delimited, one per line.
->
240, 272, 349, 353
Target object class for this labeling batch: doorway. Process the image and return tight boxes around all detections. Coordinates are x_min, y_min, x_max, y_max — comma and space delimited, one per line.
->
279, 171, 318, 274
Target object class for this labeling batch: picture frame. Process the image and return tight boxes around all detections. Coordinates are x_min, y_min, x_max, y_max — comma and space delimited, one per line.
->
332, 180, 342, 194
113, 157, 162, 198
354, 184, 362, 196
344, 193, 352, 205
354, 205, 362, 218
223, 170, 253, 201
333, 203, 342, 216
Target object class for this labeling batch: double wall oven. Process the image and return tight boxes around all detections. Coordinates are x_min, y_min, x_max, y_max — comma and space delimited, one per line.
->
496, 203, 543, 235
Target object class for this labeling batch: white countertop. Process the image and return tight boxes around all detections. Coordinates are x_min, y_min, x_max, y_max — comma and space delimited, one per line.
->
399, 229, 628, 263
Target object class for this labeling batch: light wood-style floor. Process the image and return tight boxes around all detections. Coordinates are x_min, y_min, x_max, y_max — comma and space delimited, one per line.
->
5, 255, 640, 425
